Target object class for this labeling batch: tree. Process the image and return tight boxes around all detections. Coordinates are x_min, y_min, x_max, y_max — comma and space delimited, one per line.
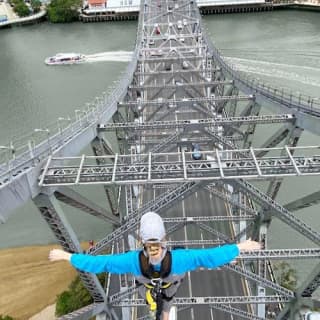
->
13, 1, 30, 17
274, 261, 298, 291
47, 0, 82, 23
0, 315, 15, 320
55, 273, 106, 316
56, 276, 92, 316
31, 0, 41, 13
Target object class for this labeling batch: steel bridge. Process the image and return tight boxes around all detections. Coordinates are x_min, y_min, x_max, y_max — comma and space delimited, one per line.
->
1, 0, 320, 319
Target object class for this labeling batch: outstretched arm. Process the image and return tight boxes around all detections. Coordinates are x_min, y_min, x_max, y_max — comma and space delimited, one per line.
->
171, 239, 261, 274
237, 239, 262, 252
49, 248, 141, 275
49, 249, 72, 262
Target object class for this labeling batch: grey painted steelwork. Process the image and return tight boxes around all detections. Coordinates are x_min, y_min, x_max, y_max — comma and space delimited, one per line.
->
1, 0, 320, 317
210, 304, 265, 320
239, 248, 320, 260
87, 182, 202, 255
55, 187, 120, 225
33, 193, 107, 302
0, 0, 145, 221
97, 114, 294, 131
224, 264, 295, 298
57, 303, 106, 320
91, 136, 120, 216
112, 295, 292, 307
40, 146, 320, 186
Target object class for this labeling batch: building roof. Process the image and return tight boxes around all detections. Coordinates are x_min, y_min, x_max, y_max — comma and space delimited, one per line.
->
88, 0, 106, 5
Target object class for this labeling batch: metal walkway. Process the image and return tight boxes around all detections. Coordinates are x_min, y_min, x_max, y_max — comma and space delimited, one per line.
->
1, 0, 320, 319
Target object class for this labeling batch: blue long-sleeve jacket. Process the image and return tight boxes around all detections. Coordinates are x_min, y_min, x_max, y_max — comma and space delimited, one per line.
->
70, 244, 239, 276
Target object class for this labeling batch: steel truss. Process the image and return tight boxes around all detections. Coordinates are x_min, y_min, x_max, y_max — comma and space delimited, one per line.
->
40, 145, 320, 186
54, 187, 119, 225
91, 136, 120, 216
97, 114, 294, 131
7, 0, 317, 317
33, 193, 107, 303
210, 304, 265, 320
111, 296, 291, 307
57, 303, 107, 320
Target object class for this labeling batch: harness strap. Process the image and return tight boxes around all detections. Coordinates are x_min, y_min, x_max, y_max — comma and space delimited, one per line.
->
139, 250, 172, 279
143, 281, 172, 289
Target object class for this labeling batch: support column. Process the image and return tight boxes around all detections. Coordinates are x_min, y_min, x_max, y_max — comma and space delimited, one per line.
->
33, 192, 106, 302
266, 126, 302, 199
243, 103, 261, 149
91, 136, 120, 216
257, 223, 267, 319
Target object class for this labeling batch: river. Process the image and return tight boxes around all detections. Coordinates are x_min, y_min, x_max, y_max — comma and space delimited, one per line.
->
0, 9, 320, 281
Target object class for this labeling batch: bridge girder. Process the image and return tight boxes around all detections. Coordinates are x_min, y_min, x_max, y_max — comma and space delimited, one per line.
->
1, 0, 320, 318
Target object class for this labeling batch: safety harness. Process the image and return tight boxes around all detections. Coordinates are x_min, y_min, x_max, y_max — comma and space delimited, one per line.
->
139, 250, 173, 319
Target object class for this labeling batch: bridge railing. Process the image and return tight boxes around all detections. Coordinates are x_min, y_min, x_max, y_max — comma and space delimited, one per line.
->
197, 9, 320, 116
0, 4, 144, 185
0, 8, 46, 27
213, 50, 320, 115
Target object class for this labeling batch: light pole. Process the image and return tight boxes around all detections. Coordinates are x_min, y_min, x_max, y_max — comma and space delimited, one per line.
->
57, 117, 71, 134
34, 128, 51, 154
75, 109, 89, 125
0, 143, 15, 171
75, 109, 84, 126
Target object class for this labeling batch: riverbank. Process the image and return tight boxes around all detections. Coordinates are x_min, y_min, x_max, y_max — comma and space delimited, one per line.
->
0, 244, 76, 320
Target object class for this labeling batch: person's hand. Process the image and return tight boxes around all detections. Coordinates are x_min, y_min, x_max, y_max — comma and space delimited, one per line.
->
49, 249, 72, 262
237, 238, 262, 252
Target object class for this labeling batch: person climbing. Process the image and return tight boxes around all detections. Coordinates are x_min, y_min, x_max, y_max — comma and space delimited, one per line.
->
49, 211, 261, 320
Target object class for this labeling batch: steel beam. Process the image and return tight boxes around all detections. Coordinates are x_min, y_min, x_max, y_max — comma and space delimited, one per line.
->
33, 193, 106, 302
91, 136, 120, 216
224, 264, 294, 298
55, 186, 119, 226
97, 114, 294, 132
129, 80, 232, 91
210, 303, 265, 320
111, 296, 291, 307
57, 303, 106, 320
284, 189, 320, 212
88, 182, 202, 254
266, 126, 303, 199
234, 179, 320, 246
40, 146, 320, 186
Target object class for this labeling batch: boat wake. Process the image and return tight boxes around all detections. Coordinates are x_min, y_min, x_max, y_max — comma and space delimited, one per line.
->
224, 56, 320, 88
85, 51, 132, 63
45, 50, 320, 89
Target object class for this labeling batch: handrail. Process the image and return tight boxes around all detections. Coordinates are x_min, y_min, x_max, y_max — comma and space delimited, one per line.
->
195, 7, 320, 115
0, 0, 145, 186
0, 8, 46, 27
1, 0, 320, 185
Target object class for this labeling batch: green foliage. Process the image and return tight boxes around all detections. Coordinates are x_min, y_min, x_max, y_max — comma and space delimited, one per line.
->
10, 0, 30, 17
0, 315, 15, 320
13, 1, 30, 17
31, 0, 41, 13
55, 273, 107, 316
55, 276, 92, 316
47, 0, 82, 23
274, 261, 298, 290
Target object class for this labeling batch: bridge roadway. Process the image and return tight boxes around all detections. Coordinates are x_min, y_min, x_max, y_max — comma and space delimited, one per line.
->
1, 1, 320, 221
127, 21, 247, 315
1, 0, 320, 318
134, 188, 247, 319
120, 16, 246, 320
102, 2, 251, 317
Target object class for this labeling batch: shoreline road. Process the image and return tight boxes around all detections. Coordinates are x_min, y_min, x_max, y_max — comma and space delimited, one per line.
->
0, 1, 17, 20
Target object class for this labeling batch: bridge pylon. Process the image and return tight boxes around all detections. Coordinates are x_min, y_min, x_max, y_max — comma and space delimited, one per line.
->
1, 0, 320, 319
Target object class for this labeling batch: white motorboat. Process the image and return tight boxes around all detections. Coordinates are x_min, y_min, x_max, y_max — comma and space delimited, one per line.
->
45, 53, 86, 65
